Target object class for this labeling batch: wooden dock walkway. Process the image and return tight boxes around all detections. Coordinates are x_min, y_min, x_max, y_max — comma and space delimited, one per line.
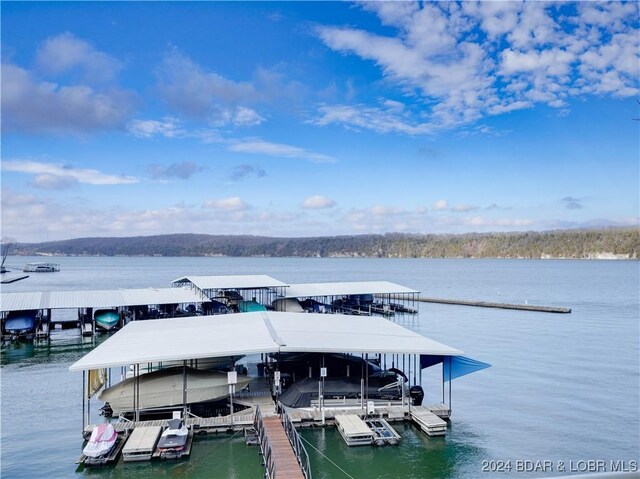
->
84, 412, 255, 437
262, 416, 306, 479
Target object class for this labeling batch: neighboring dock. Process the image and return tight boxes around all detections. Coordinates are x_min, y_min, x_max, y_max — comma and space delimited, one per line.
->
387, 295, 571, 313
0, 274, 29, 284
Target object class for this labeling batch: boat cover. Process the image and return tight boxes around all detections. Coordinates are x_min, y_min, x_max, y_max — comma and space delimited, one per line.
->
279, 377, 402, 408
157, 420, 188, 449
83, 424, 117, 458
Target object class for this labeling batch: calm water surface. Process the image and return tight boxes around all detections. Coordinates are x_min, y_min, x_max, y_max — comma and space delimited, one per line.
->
1, 257, 638, 478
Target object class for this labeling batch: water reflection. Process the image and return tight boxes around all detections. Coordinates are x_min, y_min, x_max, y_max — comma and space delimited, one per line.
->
301, 422, 487, 479
1, 330, 100, 367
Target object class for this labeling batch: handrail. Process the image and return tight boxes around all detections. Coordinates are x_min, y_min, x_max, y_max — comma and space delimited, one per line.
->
254, 406, 277, 479
280, 409, 313, 479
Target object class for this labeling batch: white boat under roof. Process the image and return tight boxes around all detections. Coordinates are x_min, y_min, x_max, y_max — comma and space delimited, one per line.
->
99, 367, 250, 414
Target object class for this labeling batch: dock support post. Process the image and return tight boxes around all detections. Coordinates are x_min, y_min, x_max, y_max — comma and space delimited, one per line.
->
82, 371, 86, 434
182, 360, 188, 420
448, 358, 452, 413
442, 362, 445, 405
408, 354, 411, 413
134, 364, 140, 423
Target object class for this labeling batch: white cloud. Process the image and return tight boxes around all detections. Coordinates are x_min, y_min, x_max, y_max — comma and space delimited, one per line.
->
371, 205, 404, 216
156, 48, 257, 119
432, 199, 482, 213
203, 196, 249, 211
314, 2, 640, 133
229, 164, 266, 181
128, 117, 185, 139
302, 195, 336, 210
35, 32, 122, 83
2, 160, 138, 185
31, 174, 79, 190
209, 106, 265, 127
451, 204, 479, 213
1, 63, 135, 135
433, 199, 449, 211
148, 161, 203, 180
231, 106, 265, 127
501, 48, 575, 76
311, 102, 435, 135
464, 216, 534, 228
1, 185, 634, 242
228, 139, 336, 163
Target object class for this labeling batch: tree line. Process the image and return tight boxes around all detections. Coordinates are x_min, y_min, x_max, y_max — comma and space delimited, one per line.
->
12, 228, 639, 259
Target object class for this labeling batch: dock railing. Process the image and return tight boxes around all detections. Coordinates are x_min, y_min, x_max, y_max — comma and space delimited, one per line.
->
254, 406, 276, 479
281, 409, 313, 479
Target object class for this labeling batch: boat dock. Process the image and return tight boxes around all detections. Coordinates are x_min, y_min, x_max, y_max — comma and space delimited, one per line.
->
386, 295, 571, 313
69, 310, 490, 477
0, 274, 29, 284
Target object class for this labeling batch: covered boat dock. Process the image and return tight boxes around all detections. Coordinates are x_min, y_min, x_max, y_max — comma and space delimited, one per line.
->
0, 287, 209, 339
284, 281, 419, 316
171, 274, 288, 312
68, 311, 490, 475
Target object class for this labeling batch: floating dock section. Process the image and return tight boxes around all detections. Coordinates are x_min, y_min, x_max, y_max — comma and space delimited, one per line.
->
335, 414, 374, 446
122, 426, 162, 462
410, 406, 448, 436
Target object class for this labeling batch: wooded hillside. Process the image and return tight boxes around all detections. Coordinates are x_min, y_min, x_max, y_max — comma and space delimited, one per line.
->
13, 228, 639, 259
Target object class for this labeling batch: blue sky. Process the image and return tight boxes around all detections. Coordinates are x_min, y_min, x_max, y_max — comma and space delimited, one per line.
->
1, 1, 638, 242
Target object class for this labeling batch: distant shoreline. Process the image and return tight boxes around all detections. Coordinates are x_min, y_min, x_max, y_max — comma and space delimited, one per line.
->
5, 254, 637, 261
8, 227, 639, 261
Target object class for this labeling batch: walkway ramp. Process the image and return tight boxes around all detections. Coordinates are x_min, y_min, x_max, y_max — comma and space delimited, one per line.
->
262, 416, 306, 479
410, 406, 447, 436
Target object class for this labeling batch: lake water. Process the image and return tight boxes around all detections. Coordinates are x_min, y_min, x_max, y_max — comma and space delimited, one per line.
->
1, 257, 638, 478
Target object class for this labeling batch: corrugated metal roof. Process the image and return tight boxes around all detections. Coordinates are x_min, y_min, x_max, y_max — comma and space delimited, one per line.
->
1, 288, 207, 312
0, 291, 43, 311
284, 281, 419, 298
171, 274, 289, 290
69, 312, 462, 371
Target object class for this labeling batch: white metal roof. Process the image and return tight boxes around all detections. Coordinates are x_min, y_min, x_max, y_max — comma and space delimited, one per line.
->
0, 288, 207, 312
172, 274, 288, 291
69, 312, 461, 371
284, 281, 419, 298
